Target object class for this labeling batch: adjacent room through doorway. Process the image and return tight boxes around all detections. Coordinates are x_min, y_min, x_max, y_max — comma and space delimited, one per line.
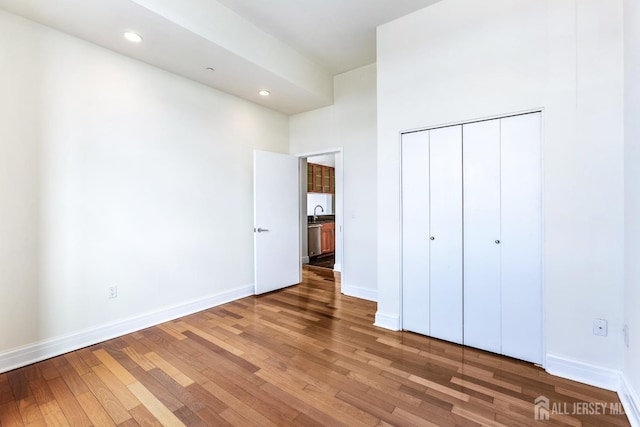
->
301, 152, 342, 272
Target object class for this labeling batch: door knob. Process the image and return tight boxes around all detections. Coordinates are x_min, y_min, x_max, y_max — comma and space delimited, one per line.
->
495, 239, 500, 244
255, 228, 269, 233
430, 236, 435, 241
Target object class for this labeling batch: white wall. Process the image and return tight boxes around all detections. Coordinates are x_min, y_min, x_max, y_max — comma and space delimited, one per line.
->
307, 194, 333, 215
0, 10, 289, 361
377, 0, 625, 372
291, 64, 378, 301
308, 154, 335, 167
624, 0, 640, 416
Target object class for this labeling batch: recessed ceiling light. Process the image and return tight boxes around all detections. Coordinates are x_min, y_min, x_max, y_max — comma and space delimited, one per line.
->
124, 32, 143, 43
258, 90, 271, 96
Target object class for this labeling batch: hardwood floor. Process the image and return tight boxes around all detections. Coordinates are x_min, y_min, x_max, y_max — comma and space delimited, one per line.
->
308, 253, 335, 269
0, 267, 630, 426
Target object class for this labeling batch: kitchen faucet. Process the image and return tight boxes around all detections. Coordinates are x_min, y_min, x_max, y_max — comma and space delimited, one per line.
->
313, 205, 324, 221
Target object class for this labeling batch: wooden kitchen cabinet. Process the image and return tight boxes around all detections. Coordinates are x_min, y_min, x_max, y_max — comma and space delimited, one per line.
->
313, 163, 323, 193
330, 167, 335, 193
307, 164, 314, 192
321, 222, 335, 254
307, 163, 335, 194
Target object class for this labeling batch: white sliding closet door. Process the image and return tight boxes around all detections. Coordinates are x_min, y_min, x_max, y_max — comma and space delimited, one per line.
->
429, 126, 463, 344
401, 131, 430, 335
400, 113, 541, 364
463, 120, 502, 353
500, 113, 542, 364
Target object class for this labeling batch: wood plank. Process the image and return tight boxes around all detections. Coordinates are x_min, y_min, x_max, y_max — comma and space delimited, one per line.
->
91, 364, 141, 411
172, 405, 204, 426
145, 368, 205, 413
54, 357, 90, 397
200, 367, 299, 425
179, 323, 245, 357
17, 396, 44, 426
121, 347, 156, 372
127, 381, 185, 427
117, 419, 141, 427
392, 406, 441, 427
76, 348, 102, 368
128, 404, 162, 427
194, 407, 233, 427
260, 381, 349, 427
46, 377, 92, 427
143, 352, 193, 387
200, 380, 279, 427
7, 370, 32, 401
39, 400, 70, 426
120, 335, 154, 357
92, 349, 137, 386
64, 352, 92, 377
256, 363, 376, 427
1, 401, 26, 427
335, 390, 422, 427
21, 365, 41, 382
156, 324, 187, 341
126, 367, 183, 412
80, 371, 131, 425
184, 382, 227, 414
0, 374, 16, 405
76, 391, 117, 427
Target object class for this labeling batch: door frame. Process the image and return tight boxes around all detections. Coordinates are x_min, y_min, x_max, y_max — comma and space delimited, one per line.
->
294, 148, 344, 273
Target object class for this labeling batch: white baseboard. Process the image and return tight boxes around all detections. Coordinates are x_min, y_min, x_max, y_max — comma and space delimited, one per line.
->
341, 284, 377, 302
620, 375, 640, 427
374, 311, 400, 331
301, 256, 310, 264
333, 263, 342, 272
0, 284, 254, 374
545, 353, 621, 391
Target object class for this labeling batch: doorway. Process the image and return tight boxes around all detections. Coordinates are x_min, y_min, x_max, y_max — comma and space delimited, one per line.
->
297, 149, 343, 273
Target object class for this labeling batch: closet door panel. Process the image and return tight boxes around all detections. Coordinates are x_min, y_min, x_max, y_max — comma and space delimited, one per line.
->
429, 125, 463, 344
401, 131, 430, 334
463, 120, 502, 353
500, 113, 542, 364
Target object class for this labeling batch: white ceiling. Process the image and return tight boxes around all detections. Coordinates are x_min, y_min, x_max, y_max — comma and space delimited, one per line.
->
0, 0, 440, 114
215, 0, 442, 75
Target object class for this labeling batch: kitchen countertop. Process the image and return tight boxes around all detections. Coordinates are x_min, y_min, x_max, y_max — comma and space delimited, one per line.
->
308, 215, 335, 225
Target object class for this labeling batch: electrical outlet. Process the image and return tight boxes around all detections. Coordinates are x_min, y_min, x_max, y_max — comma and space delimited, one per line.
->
593, 318, 607, 336
108, 286, 118, 299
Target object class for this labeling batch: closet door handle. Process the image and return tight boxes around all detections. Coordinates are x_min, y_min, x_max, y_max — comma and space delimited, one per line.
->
430, 236, 435, 241
495, 240, 500, 244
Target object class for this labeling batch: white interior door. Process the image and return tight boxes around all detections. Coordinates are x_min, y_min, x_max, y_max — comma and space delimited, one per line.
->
500, 113, 542, 364
463, 119, 502, 353
429, 125, 463, 344
401, 131, 430, 335
254, 150, 301, 295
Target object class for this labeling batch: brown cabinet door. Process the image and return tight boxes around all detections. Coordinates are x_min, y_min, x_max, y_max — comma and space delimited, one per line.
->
314, 164, 323, 193
321, 222, 335, 254
330, 167, 335, 194
307, 163, 314, 192
329, 223, 335, 252
322, 166, 331, 193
